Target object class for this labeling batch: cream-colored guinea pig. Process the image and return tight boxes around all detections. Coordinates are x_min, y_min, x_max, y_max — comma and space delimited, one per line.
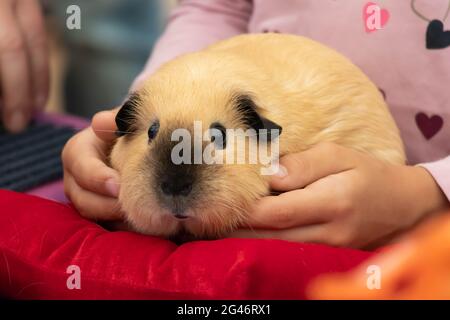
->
110, 34, 405, 240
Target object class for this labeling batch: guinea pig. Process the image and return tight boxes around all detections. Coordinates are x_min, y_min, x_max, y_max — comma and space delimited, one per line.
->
110, 34, 405, 240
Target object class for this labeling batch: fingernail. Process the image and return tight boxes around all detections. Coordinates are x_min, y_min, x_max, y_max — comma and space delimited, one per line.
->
8, 111, 26, 133
274, 164, 288, 178
105, 178, 120, 197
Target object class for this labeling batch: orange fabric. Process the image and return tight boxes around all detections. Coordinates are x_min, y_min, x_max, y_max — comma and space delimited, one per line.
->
308, 212, 450, 299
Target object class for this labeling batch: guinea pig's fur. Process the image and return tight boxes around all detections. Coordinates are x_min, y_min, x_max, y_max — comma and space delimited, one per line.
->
110, 34, 405, 240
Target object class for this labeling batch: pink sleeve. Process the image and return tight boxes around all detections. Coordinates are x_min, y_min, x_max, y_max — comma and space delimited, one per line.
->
420, 156, 450, 202
131, 0, 252, 89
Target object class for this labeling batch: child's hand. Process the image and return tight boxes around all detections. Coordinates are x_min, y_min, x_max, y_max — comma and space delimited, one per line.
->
0, 0, 49, 132
62, 109, 122, 220
230, 143, 449, 248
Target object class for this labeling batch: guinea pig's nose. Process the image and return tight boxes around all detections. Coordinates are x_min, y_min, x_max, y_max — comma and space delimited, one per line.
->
160, 179, 193, 197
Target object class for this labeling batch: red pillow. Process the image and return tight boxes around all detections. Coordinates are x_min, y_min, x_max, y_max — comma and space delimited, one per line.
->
0, 190, 373, 299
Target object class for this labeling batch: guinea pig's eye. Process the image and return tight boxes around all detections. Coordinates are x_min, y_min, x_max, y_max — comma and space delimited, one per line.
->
148, 120, 160, 142
209, 122, 227, 150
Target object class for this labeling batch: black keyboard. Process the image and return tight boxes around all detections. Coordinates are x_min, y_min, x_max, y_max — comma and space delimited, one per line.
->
0, 123, 77, 192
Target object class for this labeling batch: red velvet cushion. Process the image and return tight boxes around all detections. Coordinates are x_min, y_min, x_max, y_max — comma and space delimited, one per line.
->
0, 190, 373, 299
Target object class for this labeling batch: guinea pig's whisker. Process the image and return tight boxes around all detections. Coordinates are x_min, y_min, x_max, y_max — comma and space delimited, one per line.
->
221, 198, 272, 235
217, 204, 238, 215
217, 201, 258, 234
93, 129, 140, 136
93, 129, 268, 137
220, 202, 251, 228
240, 220, 258, 234
81, 177, 136, 188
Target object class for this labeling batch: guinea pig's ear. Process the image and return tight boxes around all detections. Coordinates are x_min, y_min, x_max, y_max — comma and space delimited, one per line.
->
235, 94, 282, 141
115, 93, 140, 136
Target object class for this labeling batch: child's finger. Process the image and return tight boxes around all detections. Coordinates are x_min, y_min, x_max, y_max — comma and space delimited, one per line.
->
69, 156, 120, 198
92, 108, 119, 142
64, 173, 122, 221
62, 128, 120, 198
16, 0, 49, 110
270, 142, 359, 192
247, 188, 334, 229
0, 0, 32, 132
228, 224, 327, 244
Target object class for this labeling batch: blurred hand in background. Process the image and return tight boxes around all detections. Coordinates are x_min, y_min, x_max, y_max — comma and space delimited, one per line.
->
0, 0, 49, 132
47, 0, 164, 117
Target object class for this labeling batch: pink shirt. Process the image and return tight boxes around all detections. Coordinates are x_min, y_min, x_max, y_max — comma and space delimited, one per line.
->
135, 0, 450, 200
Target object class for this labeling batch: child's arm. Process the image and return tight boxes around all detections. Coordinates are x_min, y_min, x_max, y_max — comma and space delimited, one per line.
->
132, 0, 252, 89
420, 157, 450, 203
